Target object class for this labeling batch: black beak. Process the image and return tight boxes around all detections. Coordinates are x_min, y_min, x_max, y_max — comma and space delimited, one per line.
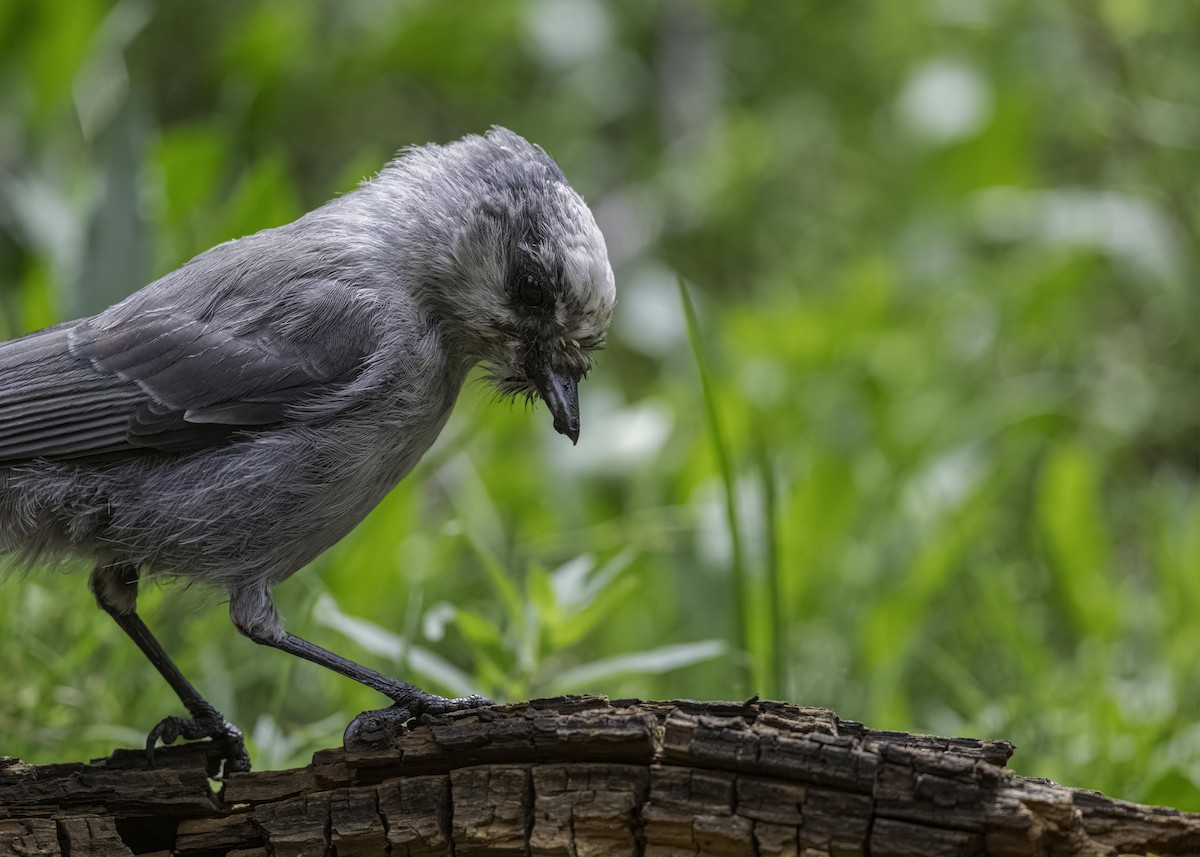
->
529, 352, 581, 444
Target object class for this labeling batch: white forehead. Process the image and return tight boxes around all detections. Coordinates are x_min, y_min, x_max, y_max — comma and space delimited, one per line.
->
553, 183, 616, 316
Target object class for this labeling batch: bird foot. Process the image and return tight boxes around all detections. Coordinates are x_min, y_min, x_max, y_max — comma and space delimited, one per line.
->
343, 692, 493, 750
146, 708, 251, 775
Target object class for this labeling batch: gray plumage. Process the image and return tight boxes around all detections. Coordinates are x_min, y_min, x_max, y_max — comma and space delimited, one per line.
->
0, 129, 613, 769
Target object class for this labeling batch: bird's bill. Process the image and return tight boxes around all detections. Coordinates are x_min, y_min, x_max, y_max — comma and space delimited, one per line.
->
530, 356, 581, 445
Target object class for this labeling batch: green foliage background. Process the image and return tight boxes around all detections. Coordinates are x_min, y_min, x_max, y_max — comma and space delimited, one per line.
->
0, 0, 1197, 809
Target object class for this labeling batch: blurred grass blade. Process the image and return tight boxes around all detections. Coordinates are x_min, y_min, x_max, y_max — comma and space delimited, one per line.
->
313, 593, 406, 659
312, 594, 480, 698
447, 455, 523, 621
551, 547, 638, 612
679, 277, 750, 695
465, 527, 523, 622
406, 647, 482, 700
754, 429, 785, 698
1037, 444, 1118, 639
547, 640, 728, 694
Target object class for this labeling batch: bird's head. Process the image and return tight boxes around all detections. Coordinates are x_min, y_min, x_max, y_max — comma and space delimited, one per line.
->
376, 128, 614, 444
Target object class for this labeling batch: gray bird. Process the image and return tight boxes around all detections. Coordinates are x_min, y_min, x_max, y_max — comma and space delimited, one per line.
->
0, 128, 615, 774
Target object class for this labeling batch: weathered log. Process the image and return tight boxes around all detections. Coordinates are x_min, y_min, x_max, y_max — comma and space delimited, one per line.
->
1, 696, 1197, 856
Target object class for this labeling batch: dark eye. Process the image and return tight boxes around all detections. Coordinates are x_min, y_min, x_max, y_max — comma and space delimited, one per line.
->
517, 270, 545, 307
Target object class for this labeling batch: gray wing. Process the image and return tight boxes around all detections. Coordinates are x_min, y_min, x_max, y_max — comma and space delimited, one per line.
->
0, 277, 380, 464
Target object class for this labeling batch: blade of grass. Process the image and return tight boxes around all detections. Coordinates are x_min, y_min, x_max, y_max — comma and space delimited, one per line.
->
546, 640, 728, 694
754, 428, 785, 698
678, 277, 750, 696
312, 594, 480, 697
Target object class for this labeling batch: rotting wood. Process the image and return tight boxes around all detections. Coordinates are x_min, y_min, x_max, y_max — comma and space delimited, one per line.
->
1, 695, 1197, 856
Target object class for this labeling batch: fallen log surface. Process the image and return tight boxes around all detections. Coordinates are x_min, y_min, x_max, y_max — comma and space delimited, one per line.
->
1, 695, 1197, 856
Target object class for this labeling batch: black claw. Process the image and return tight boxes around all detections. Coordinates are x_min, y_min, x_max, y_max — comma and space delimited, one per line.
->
145, 712, 250, 775
414, 692, 493, 717
344, 692, 494, 751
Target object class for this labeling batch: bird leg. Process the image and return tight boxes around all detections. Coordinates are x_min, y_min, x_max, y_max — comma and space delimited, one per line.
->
89, 564, 251, 774
229, 584, 490, 746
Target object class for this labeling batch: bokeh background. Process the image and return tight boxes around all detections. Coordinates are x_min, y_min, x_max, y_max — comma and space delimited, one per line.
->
1, 0, 1197, 809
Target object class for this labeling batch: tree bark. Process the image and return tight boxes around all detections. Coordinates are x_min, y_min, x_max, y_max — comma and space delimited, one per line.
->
1, 695, 1197, 856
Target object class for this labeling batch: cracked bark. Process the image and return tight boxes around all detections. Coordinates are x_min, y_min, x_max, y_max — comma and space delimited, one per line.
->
1, 696, 1197, 856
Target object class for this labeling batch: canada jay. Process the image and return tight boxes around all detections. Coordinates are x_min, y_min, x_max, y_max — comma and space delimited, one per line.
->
0, 128, 615, 773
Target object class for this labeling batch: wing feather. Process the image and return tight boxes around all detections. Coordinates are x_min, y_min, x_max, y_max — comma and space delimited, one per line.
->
0, 272, 380, 464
